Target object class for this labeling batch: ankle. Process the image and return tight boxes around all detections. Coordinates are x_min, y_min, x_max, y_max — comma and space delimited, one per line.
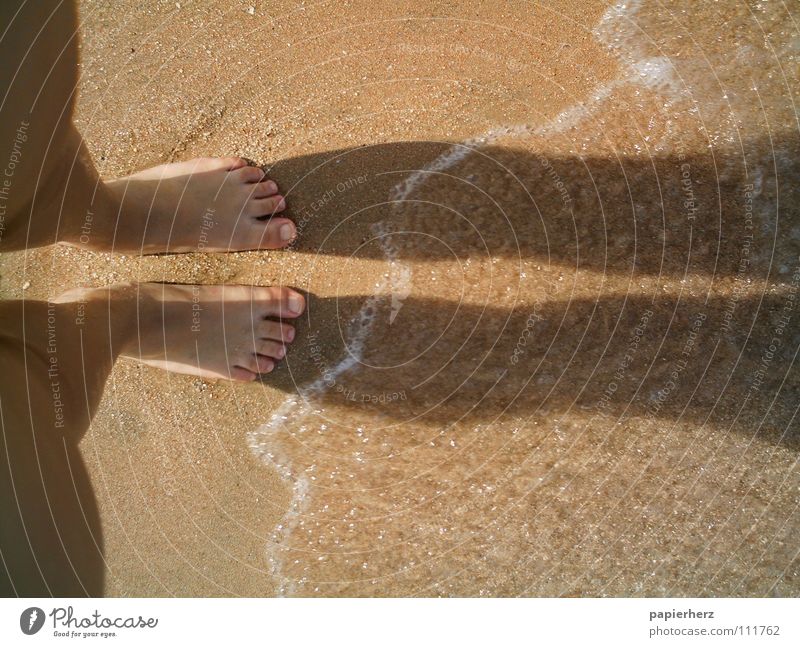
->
60, 193, 120, 252
53, 282, 143, 356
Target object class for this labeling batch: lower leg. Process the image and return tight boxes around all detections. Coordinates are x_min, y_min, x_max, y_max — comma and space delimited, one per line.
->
0, 0, 83, 252
0, 292, 133, 595
0, 283, 304, 594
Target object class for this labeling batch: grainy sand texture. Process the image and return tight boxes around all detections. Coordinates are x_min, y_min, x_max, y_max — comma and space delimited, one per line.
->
1, 0, 798, 596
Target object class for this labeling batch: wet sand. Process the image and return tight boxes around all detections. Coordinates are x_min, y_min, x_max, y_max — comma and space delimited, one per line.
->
1, 0, 798, 595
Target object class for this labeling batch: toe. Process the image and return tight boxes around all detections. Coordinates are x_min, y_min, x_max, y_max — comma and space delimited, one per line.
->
256, 340, 286, 360
233, 165, 267, 183
260, 320, 296, 343
246, 195, 287, 218
253, 355, 275, 373
241, 217, 295, 250
238, 353, 275, 375
229, 366, 258, 382
252, 286, 305, 318
250, 179, 279, 198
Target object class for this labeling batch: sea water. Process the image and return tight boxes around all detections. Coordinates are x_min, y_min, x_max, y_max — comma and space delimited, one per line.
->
249, 0, 800, 596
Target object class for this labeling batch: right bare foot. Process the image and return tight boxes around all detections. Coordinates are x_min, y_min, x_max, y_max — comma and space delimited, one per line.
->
57, 283, 305, 381
127, 283, 305, 381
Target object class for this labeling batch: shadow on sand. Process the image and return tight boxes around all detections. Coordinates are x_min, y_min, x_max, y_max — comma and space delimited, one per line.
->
266, 137, 799, 280
271, 291, 799, 449
260, 137, 799, 447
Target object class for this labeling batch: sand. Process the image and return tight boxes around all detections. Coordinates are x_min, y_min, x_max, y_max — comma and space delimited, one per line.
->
1, 0, 798, 596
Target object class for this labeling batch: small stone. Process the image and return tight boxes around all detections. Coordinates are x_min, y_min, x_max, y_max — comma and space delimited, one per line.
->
22, 281, 30, 290
247, 6, 255, 15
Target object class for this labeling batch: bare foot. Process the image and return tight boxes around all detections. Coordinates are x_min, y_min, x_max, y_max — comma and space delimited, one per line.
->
55, 282, 305, 381
124, 283, 305, 381
69, 157, 296, 254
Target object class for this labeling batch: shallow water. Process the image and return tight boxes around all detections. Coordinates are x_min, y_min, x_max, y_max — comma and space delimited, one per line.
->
245, 0, 800, 595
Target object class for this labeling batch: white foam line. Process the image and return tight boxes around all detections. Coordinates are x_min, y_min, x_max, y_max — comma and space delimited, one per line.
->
248, 198, 413, 597
246, 137, 483, 594
595, 0, 683, 95
248, 0, 678, 596
247, 125, 545, 594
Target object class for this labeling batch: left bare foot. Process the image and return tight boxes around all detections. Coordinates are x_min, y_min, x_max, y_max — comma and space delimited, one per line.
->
64, 157, 296, 254
54, 282, 305, 381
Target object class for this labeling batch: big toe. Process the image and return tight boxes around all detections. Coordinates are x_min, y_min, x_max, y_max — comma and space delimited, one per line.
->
232, 165, 267, 183
239, 217, 296, 250
193, 156, 249, 173
252, 286, 305, 318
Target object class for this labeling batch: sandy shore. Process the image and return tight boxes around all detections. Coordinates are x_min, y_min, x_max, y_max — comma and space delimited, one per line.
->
1, 0, 798, 596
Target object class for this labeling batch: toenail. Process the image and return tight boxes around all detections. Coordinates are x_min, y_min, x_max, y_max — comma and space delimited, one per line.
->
280, 223, 295, 241
265, 180, 277, 192
288, 294, 303, 314
287, 327, 296, 341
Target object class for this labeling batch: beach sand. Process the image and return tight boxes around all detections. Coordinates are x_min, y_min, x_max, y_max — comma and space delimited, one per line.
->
1, 0, 798, 595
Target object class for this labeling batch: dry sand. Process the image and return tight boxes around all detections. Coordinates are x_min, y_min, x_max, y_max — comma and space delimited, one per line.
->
1, 0, 798, 596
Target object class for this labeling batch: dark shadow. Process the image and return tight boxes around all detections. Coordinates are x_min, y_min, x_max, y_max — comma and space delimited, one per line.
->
269, 290, 800, 448
264, 138, 799, 282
